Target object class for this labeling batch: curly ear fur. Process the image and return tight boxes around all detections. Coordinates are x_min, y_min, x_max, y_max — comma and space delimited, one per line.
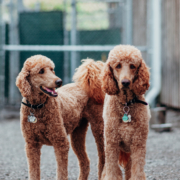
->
133, 60, 150, 95
101, 63, 119, 95
16, 68, 31, 97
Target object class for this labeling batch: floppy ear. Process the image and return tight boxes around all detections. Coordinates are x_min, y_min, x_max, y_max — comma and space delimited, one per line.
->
133, 60, 150, 95
101, 62, 119, 95
16, 68, 31, 97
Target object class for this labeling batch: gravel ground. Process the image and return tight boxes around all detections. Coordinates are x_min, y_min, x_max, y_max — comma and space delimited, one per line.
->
0, 119, 180, 180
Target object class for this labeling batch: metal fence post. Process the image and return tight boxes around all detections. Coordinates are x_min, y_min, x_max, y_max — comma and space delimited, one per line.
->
125, 0, 132, 44
8, 0, 20, 105
70, 0, 77, 80
146, 0, 153, 68
0, 0, 5, 109
63, 0, 70, 84
146, 0, 162, 106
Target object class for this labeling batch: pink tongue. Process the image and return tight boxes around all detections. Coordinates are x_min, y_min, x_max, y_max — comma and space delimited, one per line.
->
44, 87, 57, 94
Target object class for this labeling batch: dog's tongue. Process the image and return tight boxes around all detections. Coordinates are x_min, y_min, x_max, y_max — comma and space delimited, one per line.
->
44, 87, 57, 95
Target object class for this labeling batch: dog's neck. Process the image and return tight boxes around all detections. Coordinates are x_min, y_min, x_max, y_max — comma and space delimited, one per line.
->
117, 89, 136, 104
26, 87, 48, 105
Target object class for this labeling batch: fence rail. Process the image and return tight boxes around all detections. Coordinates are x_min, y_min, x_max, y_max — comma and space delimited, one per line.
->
0, 0, 152, 107
3, 45, 147, 52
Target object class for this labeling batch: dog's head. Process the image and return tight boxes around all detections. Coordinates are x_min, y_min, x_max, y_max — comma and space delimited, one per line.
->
101, 45, 150, 96
16, 55, 62, 98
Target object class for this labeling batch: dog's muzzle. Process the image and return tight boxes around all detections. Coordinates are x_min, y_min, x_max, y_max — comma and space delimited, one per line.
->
121, 79, 130, 87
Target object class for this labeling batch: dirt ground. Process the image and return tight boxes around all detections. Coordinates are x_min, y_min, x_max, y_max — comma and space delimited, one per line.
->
0, 118, 180, 180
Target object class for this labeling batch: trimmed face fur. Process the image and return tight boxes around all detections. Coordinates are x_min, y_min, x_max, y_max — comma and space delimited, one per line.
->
16, 55, 62, 98
102, 45, 150, 96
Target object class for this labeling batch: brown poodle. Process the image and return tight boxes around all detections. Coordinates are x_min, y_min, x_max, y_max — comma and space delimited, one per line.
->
16, 55, 105, 180
101, 45, 151, 180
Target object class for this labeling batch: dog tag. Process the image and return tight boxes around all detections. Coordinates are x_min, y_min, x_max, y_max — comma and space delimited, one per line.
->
128, 115, 131, 122
28, 112, 37, 123
122, 114, 129, 123
123, 105, 131, 123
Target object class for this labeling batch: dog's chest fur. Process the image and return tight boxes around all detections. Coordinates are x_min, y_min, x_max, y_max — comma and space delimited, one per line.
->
119, 103, 149, 152
21, 84, 89, 145
21, 98, 60, 145
104, 95, 149, 153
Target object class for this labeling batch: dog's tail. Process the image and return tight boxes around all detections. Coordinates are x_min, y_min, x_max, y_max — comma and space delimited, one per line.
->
73, 58, 105, 104
119, 150, 131, 168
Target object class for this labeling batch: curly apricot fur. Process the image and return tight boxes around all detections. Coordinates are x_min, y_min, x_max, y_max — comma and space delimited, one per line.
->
73, 59, 105, 104
16, 55, 105, 180
101, 45, 151, 180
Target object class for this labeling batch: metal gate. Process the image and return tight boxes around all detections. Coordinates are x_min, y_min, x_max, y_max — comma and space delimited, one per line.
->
0, 0, 160, 108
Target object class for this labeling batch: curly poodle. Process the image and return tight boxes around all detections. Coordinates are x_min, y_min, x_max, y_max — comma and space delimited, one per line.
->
16, 55, 105, 180
101, 45, 151, 180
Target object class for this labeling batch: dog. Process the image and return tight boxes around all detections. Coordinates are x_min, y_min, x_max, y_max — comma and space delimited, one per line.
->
16, 55, 105, 180
101, 45, 151, 180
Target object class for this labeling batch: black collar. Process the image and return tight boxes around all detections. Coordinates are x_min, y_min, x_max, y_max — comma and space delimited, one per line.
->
22, 100, 45, 109
125, 96, 148, 106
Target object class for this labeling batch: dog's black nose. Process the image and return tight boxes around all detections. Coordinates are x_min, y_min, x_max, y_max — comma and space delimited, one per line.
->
55, 79, 62, 87
121, 79, 130, 87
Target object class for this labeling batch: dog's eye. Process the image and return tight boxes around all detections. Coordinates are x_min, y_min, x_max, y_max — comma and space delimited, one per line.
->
51, 68, 55, 74
39, 69, 44, 74
116, 64, 121, 69
130, 64, 135, 69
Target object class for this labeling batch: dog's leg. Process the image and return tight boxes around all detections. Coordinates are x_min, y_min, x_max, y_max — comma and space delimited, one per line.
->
26, 142, 42, 180
125, 158, 132, 180
100, 164, 106, 180
70, 118, 90, 180
103, 142, 122, 180
90, 117, 105, 180
102, 117, 122, 180
129, 146, 146, 180
129, 127, 148, 180
48, 122, 69, 180
54, 144, 69, 180
53, 133, 69, 180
